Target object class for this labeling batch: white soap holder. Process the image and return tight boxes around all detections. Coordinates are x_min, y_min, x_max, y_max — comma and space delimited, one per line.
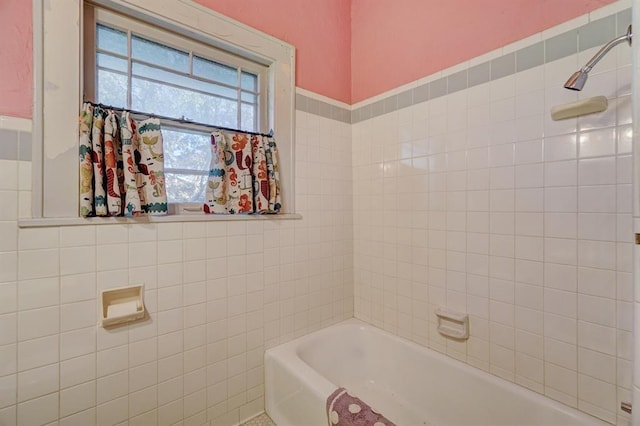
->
435, 307, 469, 340
550, 95, 608, 121
100, 284, 145, 327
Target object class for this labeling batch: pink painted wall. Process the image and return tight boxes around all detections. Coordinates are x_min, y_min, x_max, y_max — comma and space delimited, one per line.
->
351, 0, 616, 103
194, 0, 352, 104
0, 0, 33, 119
0, 0, 351, 118
0, 0, 621, 117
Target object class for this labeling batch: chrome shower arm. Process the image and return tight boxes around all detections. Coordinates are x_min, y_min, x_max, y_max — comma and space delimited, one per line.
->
564, 25, 632, 90
581, 25, 632, 73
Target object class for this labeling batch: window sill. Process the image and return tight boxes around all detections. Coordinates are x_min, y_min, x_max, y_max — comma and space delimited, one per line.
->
18, 213, 302, 228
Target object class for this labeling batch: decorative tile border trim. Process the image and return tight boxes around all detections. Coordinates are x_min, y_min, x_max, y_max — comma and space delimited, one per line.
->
0, 129, 32, 161
295, 92, 352, 124
351, 8, 631, 124
0, 94, 350, 162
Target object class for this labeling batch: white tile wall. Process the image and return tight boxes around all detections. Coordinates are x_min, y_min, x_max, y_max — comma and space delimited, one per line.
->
0, 110, 353, 425
353, 16, 632, 426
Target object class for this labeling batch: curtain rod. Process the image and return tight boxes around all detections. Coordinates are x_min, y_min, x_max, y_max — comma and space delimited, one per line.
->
86, 101, 274, 138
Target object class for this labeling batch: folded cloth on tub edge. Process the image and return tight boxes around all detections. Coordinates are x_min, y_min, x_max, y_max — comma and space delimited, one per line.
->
326, 387, 397, 426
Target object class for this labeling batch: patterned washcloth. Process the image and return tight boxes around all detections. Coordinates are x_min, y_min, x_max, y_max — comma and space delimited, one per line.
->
326, 388, 396, 426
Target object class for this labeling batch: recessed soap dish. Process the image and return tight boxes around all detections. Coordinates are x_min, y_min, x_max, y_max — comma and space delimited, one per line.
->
100, 284, 145, 327
435, 307, 469, 340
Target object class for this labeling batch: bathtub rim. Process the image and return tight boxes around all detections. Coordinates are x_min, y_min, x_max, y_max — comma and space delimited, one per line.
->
265, 318, 609, 426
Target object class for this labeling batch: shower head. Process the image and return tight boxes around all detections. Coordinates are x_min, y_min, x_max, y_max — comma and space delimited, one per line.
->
564, 70, 589, 91
564, 24, 632, 91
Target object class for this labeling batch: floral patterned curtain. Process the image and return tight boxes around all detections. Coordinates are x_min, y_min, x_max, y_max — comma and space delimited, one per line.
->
205, 130, 281, 214
79, 102, 168, 217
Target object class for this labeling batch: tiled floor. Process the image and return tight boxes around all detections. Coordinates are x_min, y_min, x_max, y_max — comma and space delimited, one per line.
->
241, 413, 276, 426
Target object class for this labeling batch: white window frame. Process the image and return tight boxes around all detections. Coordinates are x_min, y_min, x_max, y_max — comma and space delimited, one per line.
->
32, 0, 295, 220
85, 7, 269, 134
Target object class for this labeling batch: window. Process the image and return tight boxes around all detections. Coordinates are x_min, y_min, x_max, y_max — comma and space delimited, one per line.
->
32, 0, 295, 220
84, 6, 269, 204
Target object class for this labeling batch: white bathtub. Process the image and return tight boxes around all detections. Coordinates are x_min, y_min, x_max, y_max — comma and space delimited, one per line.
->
265, 319, 608, 426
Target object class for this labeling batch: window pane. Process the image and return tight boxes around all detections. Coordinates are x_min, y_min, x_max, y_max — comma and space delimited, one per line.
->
241, 71, 257, 91
241, 103, 256, 132
132, 35, 189, 73
131, 78, 238, 127
165, 173, 208, 203
241, 91, 256, 103
97, 52, 127, 73
97, 24, 127, 56
132, 62, 236, 99
193, 56, 237, 86
97, 69, 127, 108
162, 128, 211, 171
